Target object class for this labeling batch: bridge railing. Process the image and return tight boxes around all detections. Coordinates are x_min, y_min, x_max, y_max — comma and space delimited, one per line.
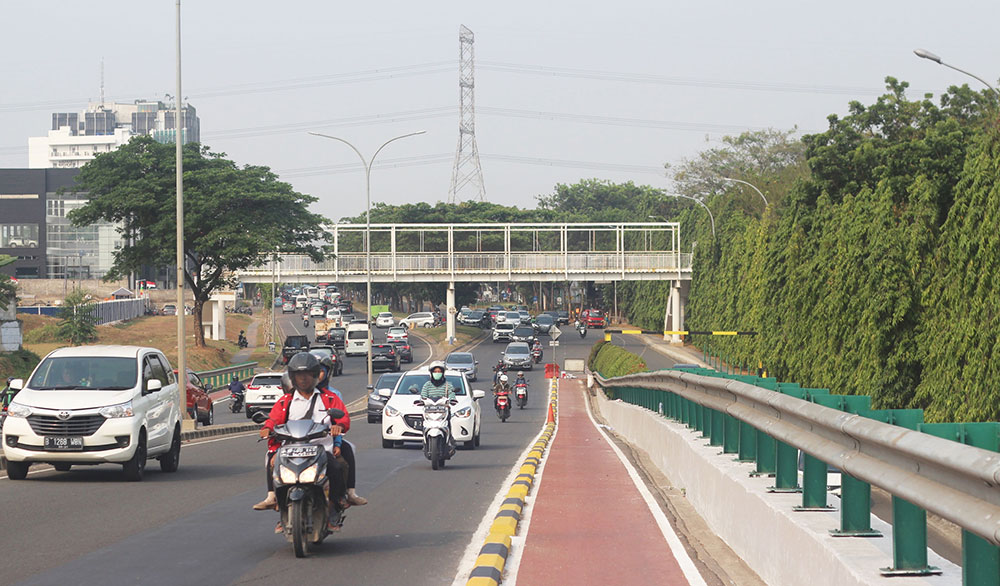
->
595, 368, 1000, 583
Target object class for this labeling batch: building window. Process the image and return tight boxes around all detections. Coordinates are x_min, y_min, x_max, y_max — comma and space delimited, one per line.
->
1, 224, 40, 248
46, 199, 66, 217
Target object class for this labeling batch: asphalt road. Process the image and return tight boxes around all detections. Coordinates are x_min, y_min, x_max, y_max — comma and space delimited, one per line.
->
0, 311, 590, 586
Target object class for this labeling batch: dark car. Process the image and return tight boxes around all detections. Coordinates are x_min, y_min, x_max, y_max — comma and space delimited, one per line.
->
512, 325, 537, 344
366, 372, 403, 423
325, 327, 347, 349
176, 369, 213, 426
371, 344, 401, 372
309, 345, 345, 376
282, 335, 310, 364
533, 314, 555, 334
389, 340, 413, 363
465, 310, 487, 328
555, 310, 570, 325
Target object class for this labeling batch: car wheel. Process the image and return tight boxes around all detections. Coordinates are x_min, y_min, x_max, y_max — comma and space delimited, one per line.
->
159, 424, 181, 473
202, 405, 214, 426
474, 429, 481, 447
6, 460, 29, 480
53, 463, 72, 472
382, 438, 394, 449
123, 431, 147, 481
368, 415, 377, 424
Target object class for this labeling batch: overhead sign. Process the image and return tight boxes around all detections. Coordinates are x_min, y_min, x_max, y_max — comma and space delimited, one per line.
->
550, 325, 561, 341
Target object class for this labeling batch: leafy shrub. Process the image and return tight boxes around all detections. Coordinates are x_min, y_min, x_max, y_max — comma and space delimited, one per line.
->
58, 289, 98, 346
591, 343, 647, 378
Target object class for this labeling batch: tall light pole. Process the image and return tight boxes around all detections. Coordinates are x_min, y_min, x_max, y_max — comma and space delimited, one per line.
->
662, 192, 715, 238
719, 177, 769, 208
308, 130, 426, 387
914, 49, 999, 99
174, 0, 190, 429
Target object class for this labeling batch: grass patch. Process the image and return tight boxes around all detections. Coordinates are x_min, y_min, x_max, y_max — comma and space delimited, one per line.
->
419, 325, 484, 346
0, 349, 42, 380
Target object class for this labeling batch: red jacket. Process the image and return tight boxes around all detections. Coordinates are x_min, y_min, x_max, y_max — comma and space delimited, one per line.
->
263, 389, 350, 453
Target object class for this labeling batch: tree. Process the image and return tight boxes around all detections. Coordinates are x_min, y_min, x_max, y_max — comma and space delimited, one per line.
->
58, 288, 98, 345
69, 135, 327, 346
0, 255, 16, 311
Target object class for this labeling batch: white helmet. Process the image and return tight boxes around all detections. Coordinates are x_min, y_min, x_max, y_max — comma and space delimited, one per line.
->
499, 374, 509, 383
517, 371, 524, 376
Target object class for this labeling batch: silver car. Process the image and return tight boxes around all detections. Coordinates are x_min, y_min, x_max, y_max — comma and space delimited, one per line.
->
502, 342, 533, 371
445, 352, 478, 382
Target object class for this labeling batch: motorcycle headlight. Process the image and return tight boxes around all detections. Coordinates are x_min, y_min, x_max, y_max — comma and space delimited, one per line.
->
298, 463, 319, 484
279, 465, 298, 484
453, 406, 472, 418
99, 401, 134, 419
384, 405, 401, 418
6, 402, 31, 418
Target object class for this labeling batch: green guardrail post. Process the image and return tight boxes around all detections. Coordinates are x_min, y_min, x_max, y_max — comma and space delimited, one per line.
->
749, 377, 777, 477
737, 420, 757, 462
697, 403, 708, 436
769, 384, 804, 493
876, 409, 939, 577
957, 422, 1000, 586
709, 408, 724, 447
723, 413, 739, 454
795, 388, 835, 511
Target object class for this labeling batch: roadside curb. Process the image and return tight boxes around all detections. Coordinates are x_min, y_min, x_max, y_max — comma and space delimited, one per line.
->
466, 376, 559, 586
181, 422, 258, 441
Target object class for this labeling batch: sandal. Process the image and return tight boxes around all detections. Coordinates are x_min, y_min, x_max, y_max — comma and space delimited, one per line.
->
274, 521, 284, 534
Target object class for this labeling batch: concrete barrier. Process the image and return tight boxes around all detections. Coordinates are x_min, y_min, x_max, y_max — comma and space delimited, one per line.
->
591, 387, 961, 586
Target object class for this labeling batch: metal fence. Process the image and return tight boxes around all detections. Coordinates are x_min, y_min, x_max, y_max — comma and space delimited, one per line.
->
596, 367, 1000, 584
195, 362, 259, 390
18, 298, 149, 326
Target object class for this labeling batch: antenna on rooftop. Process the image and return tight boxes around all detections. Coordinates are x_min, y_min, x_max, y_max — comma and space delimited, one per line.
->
100, 58, 105, 107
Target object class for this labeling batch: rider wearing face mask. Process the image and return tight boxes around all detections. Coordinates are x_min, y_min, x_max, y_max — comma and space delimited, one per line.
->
420, 362, 456, 401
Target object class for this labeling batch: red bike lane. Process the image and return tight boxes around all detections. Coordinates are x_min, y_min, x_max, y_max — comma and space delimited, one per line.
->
516, 380, 703, 585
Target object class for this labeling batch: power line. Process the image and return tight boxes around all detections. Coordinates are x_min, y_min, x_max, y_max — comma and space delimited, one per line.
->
206, 107, 457, 140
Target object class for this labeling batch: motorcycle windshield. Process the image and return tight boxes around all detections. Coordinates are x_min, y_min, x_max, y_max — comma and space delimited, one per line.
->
281, 419, 326, 440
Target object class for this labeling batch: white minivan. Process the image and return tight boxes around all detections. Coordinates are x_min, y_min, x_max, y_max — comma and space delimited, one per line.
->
1, 345, 182, 481
345, 322, 371, 356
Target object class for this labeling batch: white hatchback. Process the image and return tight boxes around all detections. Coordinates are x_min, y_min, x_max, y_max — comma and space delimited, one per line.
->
245, 372, 284, 418
379, 368, 485, 449
386, 327, 408, 343
375, 312, 395, 328
1, 345, 182, 481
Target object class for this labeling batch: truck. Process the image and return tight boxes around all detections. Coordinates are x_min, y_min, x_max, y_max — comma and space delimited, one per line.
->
281, 335, 310, 364
313, 319, 339, 344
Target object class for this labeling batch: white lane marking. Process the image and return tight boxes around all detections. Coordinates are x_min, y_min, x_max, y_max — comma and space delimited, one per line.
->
414, 332, 434, 368
449, 379, 558, 586
581, 382, 708, 586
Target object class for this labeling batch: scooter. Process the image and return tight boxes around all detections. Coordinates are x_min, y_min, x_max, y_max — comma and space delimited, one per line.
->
416, 397, 457, 470
514, 382, 528, 409
238, 332, 249, 349
230, 391, 244, 413
302, 316, 310, 328
255, 410, 346, 558
576, 321, 587, 338
531, 346, 543, 364
494, 388, 511, 422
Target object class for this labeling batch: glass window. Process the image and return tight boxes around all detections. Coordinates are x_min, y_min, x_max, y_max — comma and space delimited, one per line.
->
1, 224, 40, 248
28, 356, 137, 390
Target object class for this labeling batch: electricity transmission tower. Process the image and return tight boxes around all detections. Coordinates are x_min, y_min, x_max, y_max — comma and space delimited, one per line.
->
448, 25, 486, 203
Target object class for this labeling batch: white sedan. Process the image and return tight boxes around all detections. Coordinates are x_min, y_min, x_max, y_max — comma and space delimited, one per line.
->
386, 327, 408, 343
379, 368, 484, 449
375, 312, 395, 328
309, 305, 325, 317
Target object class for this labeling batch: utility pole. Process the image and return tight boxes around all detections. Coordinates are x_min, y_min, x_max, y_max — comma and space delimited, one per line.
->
448, 25, 486, 203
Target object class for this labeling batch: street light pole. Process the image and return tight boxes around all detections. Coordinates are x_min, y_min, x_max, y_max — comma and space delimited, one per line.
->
662, 192, 715, 238
174, 0, 190, 429
719, 177, 769, 208
914, 49, 1000, 99
308, 130, 426, 387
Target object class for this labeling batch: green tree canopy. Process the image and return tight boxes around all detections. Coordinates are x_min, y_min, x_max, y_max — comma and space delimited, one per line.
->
69, 135, 328, 346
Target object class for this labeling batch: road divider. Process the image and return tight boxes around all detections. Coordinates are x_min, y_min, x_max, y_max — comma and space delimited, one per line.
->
466, 377, 559, 586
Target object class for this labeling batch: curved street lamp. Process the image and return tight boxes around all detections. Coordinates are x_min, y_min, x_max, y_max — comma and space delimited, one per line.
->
914, 49, 999, 99
719, 177, 768, 208
662, 192, 715, 238
309, 130, 426, 387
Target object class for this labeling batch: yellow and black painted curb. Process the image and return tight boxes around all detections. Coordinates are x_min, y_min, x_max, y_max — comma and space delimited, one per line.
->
466, 378, 559, 586
604, 328, 758, 341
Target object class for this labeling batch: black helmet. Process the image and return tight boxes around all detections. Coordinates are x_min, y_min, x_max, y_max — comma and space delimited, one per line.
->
316, 355, 335, 379
287, 352, 321, 375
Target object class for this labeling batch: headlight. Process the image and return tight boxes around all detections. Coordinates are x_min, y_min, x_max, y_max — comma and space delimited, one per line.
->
6, 403, 30, 418
298, 463, 320, 483
279, 465, 298, 484
99, 401, 134, 419
384, 405, 401, 417
453, 406, 472, 418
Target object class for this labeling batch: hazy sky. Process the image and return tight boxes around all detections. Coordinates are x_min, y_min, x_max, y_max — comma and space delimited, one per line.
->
2, 1, 997, 222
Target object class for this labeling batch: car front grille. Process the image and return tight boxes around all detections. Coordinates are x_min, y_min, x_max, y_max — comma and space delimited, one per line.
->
403, 414, 424, 431
27, 414, 105, 437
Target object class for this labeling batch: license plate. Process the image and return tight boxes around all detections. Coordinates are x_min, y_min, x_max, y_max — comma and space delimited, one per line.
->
281, 445, 320, 458
44, 436, 83, 451
411, 419, 424, 430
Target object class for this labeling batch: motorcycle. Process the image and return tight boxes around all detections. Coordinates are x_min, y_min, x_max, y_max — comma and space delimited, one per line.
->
576, 321, 587, 338
416, 397, 457, 470
238, 332, 249, 349
494, 388, 511, 422
531, 345, 543, 364
255, 410, 346, 558
514, 382, 528, 409
492, 361, 507, 384
302, 316, 310, 328
230, 391, 244, 413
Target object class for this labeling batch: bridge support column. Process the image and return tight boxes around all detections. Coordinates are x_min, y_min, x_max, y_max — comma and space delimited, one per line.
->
446, 281, 456, 345
666, 279, 687, 344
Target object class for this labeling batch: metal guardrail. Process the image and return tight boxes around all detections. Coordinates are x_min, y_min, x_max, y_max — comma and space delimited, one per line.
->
595, 368, 1000, 582
18, 298, 149, 326
195, 362, 258, 390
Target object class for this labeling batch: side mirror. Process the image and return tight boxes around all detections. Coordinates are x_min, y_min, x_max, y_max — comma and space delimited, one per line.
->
251, 411, 268, 424
9, 378, 24, 391
472, 390, 485, 400
146, 379, 162, 393
328, 408, 345, 420
475, 360, 479, 364
378, 388, 392, 398
366, 384, 374, 391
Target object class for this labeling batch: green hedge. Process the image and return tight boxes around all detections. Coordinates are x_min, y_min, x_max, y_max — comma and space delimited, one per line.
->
589, 341, 647, 378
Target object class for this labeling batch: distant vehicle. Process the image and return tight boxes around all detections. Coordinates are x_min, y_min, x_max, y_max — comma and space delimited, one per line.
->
533, 314, 555, 334
309, 345, 345, 376
366, 372, 403, 423
371, 344, 401, 372
399, 312, 436, 329
325, 308, 343, 323
465, 310, 487, 328
281, 335, 310, 364
511, 326, 536, 344
503, 342, 534, 371
386, 327, 408, 344
245, 372, 284, 418
498, 311, 521, 325
326, 327, 347, 349
445, 352, 478, 381
161, 304, 177, 316
178, 369, 214, 426
379, 367, 484, 449
281, 302, 295, 314
345, 323, 371, 356
1, 345, 183, 481
492, 322, 515, 342
389, 340, 413, 363
303, 286, 319, 300
294, 295, 308, 309
518, 311, 532, 325
555, 310, 570, 325
582, 309, 606, 328
375, 312, 395, 328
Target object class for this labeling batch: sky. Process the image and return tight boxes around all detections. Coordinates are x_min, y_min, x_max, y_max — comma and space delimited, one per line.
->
1, 1, 998, 222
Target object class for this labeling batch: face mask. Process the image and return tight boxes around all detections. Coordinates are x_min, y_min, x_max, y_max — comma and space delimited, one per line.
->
431, 371, 444, 382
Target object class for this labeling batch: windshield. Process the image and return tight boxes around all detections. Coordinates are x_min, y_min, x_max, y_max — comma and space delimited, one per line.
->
496, 323, 514, 331
309, 348, 332, 359
395, 373, 468, 396
372, 346, 394, 355
514, 327, 534, 336
29, 356, 137, 390
468, 311, 484, 319
375, 372, 403, 390
378, 312, 393, 318
536, 315, 553, 324
447, 353, 473, 364
348, 330, 369, 339
251, 375, 282, 386
506, 343, 531, 354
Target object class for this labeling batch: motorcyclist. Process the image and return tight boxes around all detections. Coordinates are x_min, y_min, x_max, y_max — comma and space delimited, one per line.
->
514, 371, 527, 388
493, 357, 506, 384
421, 361, 456, 401
315, 355, 367, 507
237, 330, 248, 348
255, 352, 350, 532
493, 373, 511, 411
228, 375, 245, 397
